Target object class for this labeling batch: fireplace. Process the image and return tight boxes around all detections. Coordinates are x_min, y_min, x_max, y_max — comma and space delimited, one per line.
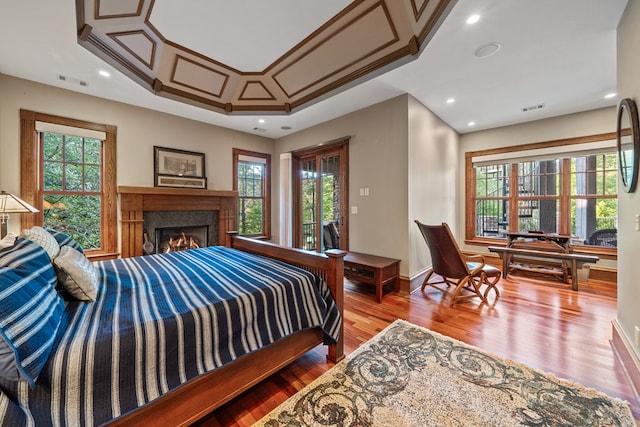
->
144, 210, 218, 255
156, 225, 208, 253
118, 186, 237, 259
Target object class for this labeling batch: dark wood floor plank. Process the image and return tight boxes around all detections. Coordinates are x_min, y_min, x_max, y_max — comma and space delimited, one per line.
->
195, 275, 639, 426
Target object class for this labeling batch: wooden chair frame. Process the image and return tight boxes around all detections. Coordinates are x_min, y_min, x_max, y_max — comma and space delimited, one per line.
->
415, 220, 500, 305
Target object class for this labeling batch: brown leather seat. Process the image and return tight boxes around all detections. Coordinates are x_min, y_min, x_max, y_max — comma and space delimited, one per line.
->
415, 220, 501, 305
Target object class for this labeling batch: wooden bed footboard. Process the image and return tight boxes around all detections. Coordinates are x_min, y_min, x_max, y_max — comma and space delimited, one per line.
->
109, 236, 345, 426
228, 233, 346, 362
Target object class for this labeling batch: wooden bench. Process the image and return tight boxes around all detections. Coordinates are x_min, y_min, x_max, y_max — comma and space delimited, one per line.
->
488, 246, 598, 291
344, 252, 400, 302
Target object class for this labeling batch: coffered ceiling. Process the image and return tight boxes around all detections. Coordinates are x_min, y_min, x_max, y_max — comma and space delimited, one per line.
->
76, 0, 455, 115
0, 0, 628, 139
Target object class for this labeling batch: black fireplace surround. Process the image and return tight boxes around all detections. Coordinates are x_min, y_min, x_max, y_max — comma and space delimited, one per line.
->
143, 210, 218, 254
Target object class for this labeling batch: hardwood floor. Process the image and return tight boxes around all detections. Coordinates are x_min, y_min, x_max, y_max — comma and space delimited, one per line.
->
195, 274, 640, 426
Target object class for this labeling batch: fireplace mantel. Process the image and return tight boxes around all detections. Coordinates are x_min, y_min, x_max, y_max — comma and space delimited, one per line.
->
118, 186, 238, 258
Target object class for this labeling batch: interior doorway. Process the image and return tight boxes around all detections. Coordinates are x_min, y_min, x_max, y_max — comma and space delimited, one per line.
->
293, 139, 349, 252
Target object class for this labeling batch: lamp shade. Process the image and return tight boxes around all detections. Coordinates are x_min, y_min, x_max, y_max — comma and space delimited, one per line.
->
0, 191, 39, 214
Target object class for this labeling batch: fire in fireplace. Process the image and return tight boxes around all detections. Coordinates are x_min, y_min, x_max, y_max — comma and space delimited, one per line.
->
155, 225, 209, 254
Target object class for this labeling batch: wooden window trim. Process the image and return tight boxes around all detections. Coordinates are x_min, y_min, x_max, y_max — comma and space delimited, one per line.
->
20, 109, 118, 258
232, 148, 271, 239
465, 132, 617, 258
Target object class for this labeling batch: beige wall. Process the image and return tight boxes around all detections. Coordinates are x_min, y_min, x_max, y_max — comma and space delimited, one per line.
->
616, 0, 640, 361
0, 74, 274, 236
274, 94, 459, 279
274, 95, 409, 266
407, 95, 459, 278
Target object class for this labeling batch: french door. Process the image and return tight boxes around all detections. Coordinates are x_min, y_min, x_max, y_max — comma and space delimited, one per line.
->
293, 140, 348, 252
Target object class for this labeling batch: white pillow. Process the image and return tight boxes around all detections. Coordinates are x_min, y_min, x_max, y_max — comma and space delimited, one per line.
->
20, 226, 60, 260
53, 246, 98, 301
0, 232, 16, 250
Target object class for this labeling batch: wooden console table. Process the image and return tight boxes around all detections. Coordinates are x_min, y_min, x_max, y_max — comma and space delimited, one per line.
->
489, 231, 599, 290
343, 252, 400, 303
505, 231, 572, 252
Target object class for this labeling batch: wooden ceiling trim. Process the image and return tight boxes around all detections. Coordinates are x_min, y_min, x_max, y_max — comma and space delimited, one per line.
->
77, 0, 457, 115
262, 1, 366, 75
416, 0, 457, 48
287, 41, 414, 112
79, 28, 155, 87
272, 1, 399, 98
238, 81, 277, 102
109, 30, 156, 70
163, 39, 243, 75
411, 0, 430, 21
95, 0, 143, 19
170, 55, 230, 99
159, 84, 228, 111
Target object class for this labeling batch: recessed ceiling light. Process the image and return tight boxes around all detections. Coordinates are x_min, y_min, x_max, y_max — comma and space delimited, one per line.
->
604, 92, 617, 99
466, 14, 480, 24
474, 42, 501, 58
468, 121, 476, 127
258, 119, 265, 124
446, 98, 455, 104
98, 70, 111, 78
281, 125, 292, 130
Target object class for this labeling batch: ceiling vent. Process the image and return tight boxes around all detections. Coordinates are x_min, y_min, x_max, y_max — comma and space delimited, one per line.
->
57, 74, 88, 87
521, 103, 545, 112
252, 127, 267, 132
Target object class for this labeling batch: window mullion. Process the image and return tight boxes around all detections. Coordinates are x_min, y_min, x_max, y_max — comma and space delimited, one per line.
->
508, 163, 519, 231
560, 158, 571, 234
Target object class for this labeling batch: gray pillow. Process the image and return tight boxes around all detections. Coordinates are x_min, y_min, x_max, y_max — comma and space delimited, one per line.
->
53, 246, 98, 301
20, 226, 60, 260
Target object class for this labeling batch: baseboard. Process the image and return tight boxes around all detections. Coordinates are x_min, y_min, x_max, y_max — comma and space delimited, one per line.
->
589, 265, 617, 283
611, 319, 640, 403
404, 268, 430, 294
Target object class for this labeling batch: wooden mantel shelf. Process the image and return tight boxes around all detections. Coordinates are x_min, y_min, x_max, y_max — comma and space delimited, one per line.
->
117, 186, 238, 258
117, 186, 237, 198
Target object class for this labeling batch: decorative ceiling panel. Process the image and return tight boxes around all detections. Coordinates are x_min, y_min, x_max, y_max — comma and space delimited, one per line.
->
76, 0, 457, 115
109, 30, 156, 70
272, 2, 398, 98
239, 82, 277, 101
96, 0, 143, 18
171, 56, 229, 98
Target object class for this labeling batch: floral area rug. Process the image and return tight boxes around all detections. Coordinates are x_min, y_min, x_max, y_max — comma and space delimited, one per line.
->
256, 319, 635, 427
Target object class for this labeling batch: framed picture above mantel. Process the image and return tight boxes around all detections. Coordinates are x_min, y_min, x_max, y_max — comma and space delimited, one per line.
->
154, 146, 207, 189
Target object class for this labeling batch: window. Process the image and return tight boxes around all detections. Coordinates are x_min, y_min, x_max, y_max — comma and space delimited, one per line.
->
467, 133, 618, 251
20, 110, 117, 259
233, 149, 271, 237
42, 132, 102, 249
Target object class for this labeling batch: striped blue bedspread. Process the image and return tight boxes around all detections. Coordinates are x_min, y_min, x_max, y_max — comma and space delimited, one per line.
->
0, 246, 341, 426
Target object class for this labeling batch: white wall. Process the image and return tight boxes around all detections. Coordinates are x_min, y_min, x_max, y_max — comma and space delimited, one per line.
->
616, 0, 640, 361
0, 74, 274, 235
407, 95, 459, 278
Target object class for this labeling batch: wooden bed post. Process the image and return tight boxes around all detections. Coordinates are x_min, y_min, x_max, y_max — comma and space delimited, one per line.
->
325, 249, 345, 363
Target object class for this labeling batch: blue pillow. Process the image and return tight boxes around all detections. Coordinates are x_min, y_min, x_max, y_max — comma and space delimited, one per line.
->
0, 238, 65, 386
44, 227, 84, 254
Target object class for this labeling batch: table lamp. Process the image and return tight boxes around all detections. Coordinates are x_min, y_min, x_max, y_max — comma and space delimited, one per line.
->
0, 191, 39, 239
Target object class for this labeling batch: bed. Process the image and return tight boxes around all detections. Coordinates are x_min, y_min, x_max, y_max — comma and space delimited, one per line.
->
0, 228, 345, 426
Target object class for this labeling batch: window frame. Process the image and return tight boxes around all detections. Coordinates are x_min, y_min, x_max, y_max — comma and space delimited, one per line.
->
232, 148, 271, 239
465, 132, 617, 258
20, 109, 118, 260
